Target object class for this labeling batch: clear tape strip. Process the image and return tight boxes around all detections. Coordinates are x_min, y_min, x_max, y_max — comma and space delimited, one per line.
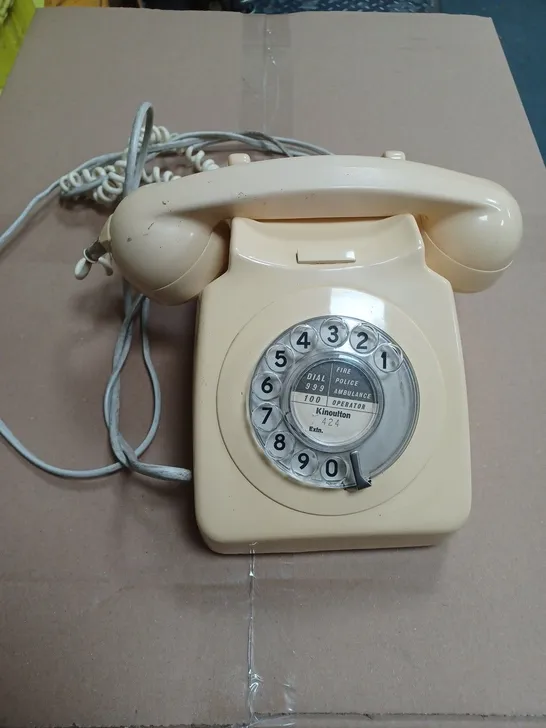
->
245, 553, 297, 726
247, 550, 260, 724
241, 15, 294, 136
241, 15, 296, 727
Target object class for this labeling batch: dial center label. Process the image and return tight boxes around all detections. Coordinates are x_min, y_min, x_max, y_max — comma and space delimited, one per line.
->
290, 360, 379, 448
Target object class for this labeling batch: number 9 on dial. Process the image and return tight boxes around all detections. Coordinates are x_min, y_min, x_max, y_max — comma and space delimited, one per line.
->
291, 449, 318, 477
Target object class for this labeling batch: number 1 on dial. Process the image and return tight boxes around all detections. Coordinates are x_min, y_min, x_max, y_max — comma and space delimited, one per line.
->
373, 344, 403, 373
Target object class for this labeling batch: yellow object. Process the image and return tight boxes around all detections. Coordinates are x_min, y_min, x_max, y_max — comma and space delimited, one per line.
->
0, 0, 35, 88
100, 153, 523, 554
45, 0, 107, 7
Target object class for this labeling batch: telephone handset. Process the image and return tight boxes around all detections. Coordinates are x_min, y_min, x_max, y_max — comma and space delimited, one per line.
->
103, 154, 521, 302
101, 154, 522, 553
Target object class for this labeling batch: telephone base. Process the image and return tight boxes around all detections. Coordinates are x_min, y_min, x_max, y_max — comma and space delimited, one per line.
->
193, 217, 471, 555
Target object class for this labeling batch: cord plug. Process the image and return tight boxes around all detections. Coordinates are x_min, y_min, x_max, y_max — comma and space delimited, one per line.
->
74, 241, 113, 280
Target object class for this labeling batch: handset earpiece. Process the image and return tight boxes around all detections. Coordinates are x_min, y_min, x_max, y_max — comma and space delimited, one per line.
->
102, 192, 230, 304
421, 195, 522, 293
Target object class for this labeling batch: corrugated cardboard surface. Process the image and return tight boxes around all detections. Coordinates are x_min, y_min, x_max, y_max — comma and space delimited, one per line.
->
0, 8, 545, 727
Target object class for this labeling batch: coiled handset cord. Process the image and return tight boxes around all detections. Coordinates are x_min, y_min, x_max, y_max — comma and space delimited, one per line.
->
0, 102, 331, 483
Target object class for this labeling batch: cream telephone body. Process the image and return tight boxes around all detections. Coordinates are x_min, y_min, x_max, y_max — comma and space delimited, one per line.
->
100, 154, 522, 554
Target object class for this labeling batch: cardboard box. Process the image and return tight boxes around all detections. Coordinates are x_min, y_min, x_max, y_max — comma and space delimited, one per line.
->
0, 8, 545, 726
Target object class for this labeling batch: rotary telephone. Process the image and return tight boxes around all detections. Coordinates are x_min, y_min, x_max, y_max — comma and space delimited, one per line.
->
96, 152, 521, 554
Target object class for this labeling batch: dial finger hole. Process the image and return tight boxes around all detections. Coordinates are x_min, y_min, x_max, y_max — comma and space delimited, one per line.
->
252, 372, 282, 400
350, 323, 378, 354
265, 345, 294, 373
291, 449, 318, 477
251, 404, 283, 432
290, 325, 317, 354
266, 431, 295, 459
320, 317, 348, 347
320, 456, 347, 482
374, 343, 403, 373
